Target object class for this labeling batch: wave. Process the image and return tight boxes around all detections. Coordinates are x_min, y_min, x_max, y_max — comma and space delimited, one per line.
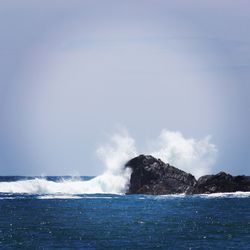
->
1, 177, 249, 199
0, 129, 247, 197
0, 172, 131, 195
154, 192, 250, 199
197, 191, 250, 199
0, 130, 135, 195
38, 195, 115, 199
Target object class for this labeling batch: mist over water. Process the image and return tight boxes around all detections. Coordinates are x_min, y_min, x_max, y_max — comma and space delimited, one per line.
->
0, 129, 217, 195
97, 128, 218, 179
150, 130, 218, 178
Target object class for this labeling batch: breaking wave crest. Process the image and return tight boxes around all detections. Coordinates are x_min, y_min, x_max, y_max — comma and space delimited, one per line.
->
0, 130, 135, 195
0, 175, 129, 195
0, 128, 221, 196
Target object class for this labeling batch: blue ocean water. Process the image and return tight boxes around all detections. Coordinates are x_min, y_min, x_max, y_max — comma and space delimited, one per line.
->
0, 177, 249, 249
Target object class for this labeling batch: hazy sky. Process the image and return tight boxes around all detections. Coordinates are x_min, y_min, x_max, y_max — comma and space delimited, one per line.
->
0, 1, 249, 176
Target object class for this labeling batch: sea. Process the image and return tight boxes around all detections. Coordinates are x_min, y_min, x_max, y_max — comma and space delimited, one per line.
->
0, 176, 249, 249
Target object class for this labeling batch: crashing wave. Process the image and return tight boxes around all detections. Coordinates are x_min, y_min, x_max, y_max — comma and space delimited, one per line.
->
0, 171, 131, 195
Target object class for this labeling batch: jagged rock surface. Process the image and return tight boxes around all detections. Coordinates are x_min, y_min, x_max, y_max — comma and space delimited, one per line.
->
125, 155, 250, 195
194, 172, 250, 194
125, 155, 197, 195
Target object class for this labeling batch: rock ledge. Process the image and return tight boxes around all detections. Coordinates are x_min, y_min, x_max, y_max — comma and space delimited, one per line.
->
125, 155, 250, 195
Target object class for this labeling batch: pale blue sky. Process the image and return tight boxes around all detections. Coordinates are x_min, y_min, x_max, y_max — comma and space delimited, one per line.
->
0, 1, 249, 176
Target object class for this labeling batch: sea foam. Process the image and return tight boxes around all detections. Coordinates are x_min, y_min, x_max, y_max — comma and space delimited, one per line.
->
0, 130, 135, 195
0, 128, 219, 195
0, 174, 130, 195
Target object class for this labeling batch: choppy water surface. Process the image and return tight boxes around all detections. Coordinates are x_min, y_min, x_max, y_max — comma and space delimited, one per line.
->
0, 177, 249, 249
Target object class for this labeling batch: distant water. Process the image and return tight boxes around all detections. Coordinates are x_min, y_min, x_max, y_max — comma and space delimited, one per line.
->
0, 176, 250, 249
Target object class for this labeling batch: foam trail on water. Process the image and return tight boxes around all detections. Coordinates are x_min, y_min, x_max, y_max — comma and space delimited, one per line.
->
0, 129, 136, 195
153, 192, 250, 199
198, 191, 250, 198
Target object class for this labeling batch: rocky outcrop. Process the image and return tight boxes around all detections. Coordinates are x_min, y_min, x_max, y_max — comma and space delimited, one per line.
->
194, 172, 250, 194
125, 155, 197, 195
125, 155, 250, 195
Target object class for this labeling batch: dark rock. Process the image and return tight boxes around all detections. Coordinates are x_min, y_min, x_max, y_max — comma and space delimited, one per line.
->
194, 172, 250, 194
125, 155, 197, 195
125, 155, 250, 195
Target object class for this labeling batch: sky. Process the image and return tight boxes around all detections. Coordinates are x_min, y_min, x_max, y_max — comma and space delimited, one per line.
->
0, 1, 249, 176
